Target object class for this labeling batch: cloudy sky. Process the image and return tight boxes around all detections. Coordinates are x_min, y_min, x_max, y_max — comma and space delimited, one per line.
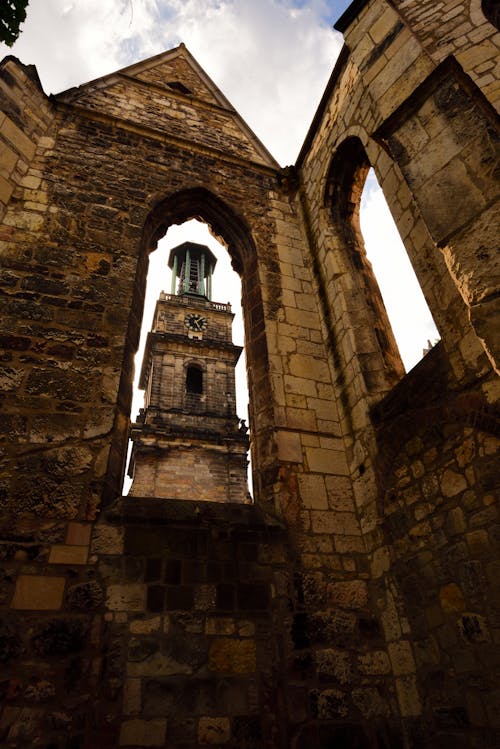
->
2, 0, 438, 425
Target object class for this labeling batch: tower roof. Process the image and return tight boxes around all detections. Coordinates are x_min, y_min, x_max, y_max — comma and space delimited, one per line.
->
167, 241, 217, 271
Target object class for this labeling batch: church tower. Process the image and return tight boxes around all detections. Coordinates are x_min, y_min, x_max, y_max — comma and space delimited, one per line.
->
128, 241, 250, 503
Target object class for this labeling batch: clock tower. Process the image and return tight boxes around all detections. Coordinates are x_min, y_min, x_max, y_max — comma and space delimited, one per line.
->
127, 241, 250, 503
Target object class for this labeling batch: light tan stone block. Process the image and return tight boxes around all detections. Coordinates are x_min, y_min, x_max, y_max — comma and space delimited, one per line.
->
298, 474, 328, 510
1, 117, 36, 160
440, 469, 467, 497
198, 717, 230, 744
11, 575, 65, 610
49, 545, 88, 565
0, 174, 14, 205
119, 719, 166, 746
369, 6, 400, 43
305, 447, 349, 475
276, 430, 302, 462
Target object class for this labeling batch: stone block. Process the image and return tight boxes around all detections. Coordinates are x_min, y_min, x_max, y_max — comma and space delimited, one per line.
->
205, 616, 235, 635
358, 650, 391, 675
198, 716, 230, 744
306, 447, 349, 475
1, 116, 36, 160
316, 648, 352, 684
439, 583, 465, 614
395, 675, 421, 717
92, 524, 124, 555
388, 640, 416, 676
298, 473, 328, 509
119, 718, 166, 746
66, 522, 92, 546
208, 639, 256, 673
130, 616, 161, 634
106, 584, 146, 611
123, 678, 142, 715
11, 575, 65, 610
276, 430, 302, 462
441, 469, 467, 497
49, 544, 88, 565
327, 580, 368, 609
128, 651, 193, 677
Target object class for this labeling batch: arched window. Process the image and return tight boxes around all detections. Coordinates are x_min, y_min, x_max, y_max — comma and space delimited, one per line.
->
186, 365, 203, 394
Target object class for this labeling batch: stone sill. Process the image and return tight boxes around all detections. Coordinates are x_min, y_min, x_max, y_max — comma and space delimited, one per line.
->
106, 496, 284, 531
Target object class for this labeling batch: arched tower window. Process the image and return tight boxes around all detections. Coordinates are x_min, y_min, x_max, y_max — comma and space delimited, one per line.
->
186, 365, 203, 394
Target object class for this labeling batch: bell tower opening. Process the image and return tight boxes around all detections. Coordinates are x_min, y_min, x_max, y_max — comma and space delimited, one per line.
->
186, 365, 203, 395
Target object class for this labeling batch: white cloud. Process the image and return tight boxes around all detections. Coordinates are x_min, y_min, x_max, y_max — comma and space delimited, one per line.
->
2, 0, 341, 163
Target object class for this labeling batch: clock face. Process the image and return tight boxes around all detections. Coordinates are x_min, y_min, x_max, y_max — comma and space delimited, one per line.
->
185, 313, 208, 332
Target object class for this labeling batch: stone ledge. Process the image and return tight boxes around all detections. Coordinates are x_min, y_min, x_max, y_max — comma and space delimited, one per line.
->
105, 496, 285, 530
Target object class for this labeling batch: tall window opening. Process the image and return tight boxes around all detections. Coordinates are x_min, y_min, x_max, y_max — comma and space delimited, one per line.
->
186, 365, 203, 394
123, 218, 249, 495
360, 169, 440, 371
482, 0, 500, 29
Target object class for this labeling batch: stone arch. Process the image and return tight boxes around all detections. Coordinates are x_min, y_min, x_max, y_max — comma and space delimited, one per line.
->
324, 136, 404, 389
106, 187, 272, 505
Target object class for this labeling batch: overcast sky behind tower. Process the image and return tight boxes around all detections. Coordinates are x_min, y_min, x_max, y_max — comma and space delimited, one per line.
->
1, 0, 439, 423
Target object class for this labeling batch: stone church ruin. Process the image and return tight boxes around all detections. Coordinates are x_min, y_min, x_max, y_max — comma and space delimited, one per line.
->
0, 0, 498, 746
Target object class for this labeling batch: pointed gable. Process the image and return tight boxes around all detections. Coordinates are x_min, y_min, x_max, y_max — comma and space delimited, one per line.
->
55, 45, 278, 169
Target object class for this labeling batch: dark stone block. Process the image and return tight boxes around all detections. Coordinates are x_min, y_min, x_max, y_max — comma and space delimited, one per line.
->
239, 543, 258, 562
232, 715, 262, 747
128, 637, 159, 661
318, 724, 369, 748
0, 620, 22, 662
67, 581, 104, 610
216, 583, 235, 611
183, 560, 207, 583
206, 561, 223, 582
164, 559, 182, 584
147, 585, 165, 612
32, 618, 87, 656
237, 582, 269, 610
166, 585, 194, 611
145, 557, 162, 582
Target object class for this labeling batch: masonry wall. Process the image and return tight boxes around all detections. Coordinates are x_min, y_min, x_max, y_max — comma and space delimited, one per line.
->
297, 0, 499, 744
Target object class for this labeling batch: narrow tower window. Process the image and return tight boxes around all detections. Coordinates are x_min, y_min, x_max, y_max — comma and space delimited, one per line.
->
186, 365, 203, 394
